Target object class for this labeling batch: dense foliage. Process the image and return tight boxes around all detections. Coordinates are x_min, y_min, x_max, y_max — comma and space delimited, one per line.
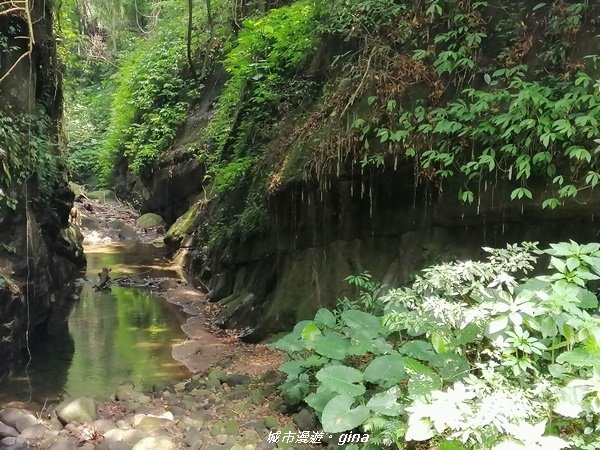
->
0, 110, 61, 209
99, 16, 196, 179
60, 0, 600, 211
57, 0, 222, 185
273, 241, 600, 449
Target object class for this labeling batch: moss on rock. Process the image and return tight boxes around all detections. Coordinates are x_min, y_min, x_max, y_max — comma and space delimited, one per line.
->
164, 200, 203, 247
136, 213, 165, 228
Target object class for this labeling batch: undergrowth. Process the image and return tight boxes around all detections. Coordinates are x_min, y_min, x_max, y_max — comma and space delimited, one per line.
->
273, 241, 600, 449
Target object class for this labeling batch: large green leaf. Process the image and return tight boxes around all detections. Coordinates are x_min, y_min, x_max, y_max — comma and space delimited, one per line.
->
439, 441, 468, 450
405, 416, 434, 441
402, 356, 437, 376
366, 387, 404, 416
577, 288, 598, 309
554, 380, 592, 418
408, 372, 443, 398
280, 373, 310, 405
556, 348, 600, 367
341, 309, 383, 335
321, 394, 370, 433
279, 360, 305, 379
301, 322, 322, 343
346, 331, 374, 357
364, 354, 407, 387
371, 337, 394, 355
314, 308, 337, 328
293, 320, 313, 334
301, 355, 329, 368
313, 330, 351, 360
408, 374, 442, 398
316, 365, 366, 397
399, 340, 436, 361
452, 323, 481, 346
305, 388, 337, 415
271, 333, 305, 353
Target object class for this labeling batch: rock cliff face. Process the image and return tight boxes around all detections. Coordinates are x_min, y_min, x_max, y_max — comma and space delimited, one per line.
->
166, 167, 599, 341
139, 1, 600, 340
0, 1, 85, 379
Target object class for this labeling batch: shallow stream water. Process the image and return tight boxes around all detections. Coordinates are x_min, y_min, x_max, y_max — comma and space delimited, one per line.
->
0, 242, 191, 407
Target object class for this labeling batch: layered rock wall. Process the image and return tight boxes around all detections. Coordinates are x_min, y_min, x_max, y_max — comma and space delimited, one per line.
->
0, 0, 85, 379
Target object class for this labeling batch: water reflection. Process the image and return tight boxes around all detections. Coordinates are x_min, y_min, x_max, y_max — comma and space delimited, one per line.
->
0, 243, 190, 406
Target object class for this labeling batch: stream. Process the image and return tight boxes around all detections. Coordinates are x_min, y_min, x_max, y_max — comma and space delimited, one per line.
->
0, 242, 191, 408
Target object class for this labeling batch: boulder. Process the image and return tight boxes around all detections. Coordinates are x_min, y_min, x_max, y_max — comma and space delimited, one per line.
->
92, 419, 117, 434
95, 442, 133, 450
224, 374, 252, 387
103, 428, 125, 443
0, 437, 17, 447
292, 408, 317, 431
136, 213, 165, 229
122, 429, 148, 446
133, 416, 171, 434
158, 279, 179, 290
207, 367, 227, 382
19, 423, 47, 440
0, 422, 18, 438
81, 214, 100, 230
55, 397, 97, 424
14, 414, 38, 432
118, 224, 139, 241
108, 220, 126, 230
47, 436, 78, 450
0, 408, 34, 429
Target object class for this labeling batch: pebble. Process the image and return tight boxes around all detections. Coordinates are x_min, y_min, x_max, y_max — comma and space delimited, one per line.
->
215, 434, 228, 445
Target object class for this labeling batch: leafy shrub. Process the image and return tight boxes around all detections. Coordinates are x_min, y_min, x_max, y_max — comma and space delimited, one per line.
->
273, 241, 600, 449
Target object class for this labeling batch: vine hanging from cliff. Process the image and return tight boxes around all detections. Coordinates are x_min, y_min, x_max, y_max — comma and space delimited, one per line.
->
0, 0, 34, 83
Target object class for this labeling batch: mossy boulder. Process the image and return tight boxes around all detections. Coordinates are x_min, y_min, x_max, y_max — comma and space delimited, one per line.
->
164, 200, 203, 247
136, 213, 165, 229
87, 190, 118, 203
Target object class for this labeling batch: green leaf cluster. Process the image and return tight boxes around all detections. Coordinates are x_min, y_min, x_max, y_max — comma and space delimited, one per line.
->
274, 241, 600, 449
